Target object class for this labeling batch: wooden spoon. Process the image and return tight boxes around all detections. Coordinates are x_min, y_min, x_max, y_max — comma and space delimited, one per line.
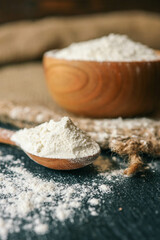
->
0, 128, 100, 170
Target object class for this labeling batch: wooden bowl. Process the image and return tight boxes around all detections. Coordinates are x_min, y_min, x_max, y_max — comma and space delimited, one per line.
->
43, 51, 160, 118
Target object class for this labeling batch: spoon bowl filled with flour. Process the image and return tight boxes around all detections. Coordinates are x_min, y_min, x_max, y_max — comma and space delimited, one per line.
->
0, 117, 100, 170
43, 34, 160, 118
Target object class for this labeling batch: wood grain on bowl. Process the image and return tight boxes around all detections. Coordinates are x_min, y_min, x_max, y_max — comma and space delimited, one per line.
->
43, 54, 160, 118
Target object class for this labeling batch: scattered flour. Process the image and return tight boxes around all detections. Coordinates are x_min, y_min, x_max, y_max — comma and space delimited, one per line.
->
34, 223, 49, 235
46, 34, 159, 62
11, 117, 100, 160
0, 151, 118, 240
99, 184, 111, 193
88, 198, 99, 206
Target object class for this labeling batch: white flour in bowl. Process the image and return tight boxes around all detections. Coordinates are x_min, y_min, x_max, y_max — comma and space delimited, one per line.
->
11, 117, 100, 160
46, 34, 159, 62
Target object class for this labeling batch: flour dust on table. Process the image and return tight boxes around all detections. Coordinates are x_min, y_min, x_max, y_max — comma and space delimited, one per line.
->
0, 148, 126, 240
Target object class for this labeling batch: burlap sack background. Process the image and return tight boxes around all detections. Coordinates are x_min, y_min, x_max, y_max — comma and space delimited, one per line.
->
1, 10, 160, 113
0, 11, 160, 65
0, 10, 160, 175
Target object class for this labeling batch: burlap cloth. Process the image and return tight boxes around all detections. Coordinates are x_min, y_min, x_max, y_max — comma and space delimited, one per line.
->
1, 11, 160, 175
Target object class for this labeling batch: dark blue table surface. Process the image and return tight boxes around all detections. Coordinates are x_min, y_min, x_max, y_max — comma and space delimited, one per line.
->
0, 122, 160, 240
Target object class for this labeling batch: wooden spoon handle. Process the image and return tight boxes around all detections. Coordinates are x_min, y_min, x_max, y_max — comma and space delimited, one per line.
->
0, 128, 16, 146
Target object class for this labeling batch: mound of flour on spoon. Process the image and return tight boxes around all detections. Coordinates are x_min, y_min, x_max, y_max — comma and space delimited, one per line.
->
46, 34, 159, 61
11, 117, 100, 159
